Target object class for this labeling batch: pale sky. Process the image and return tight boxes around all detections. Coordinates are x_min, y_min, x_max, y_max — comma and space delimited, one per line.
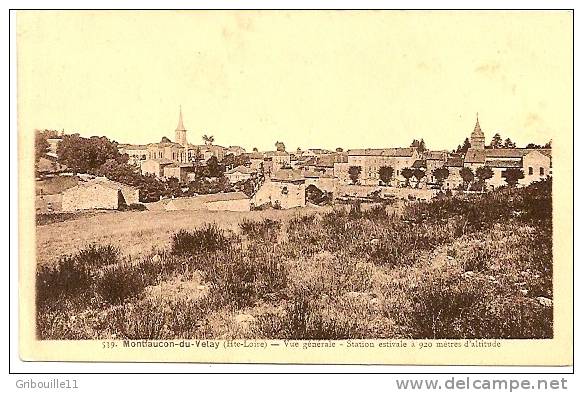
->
17, 11, 572, 151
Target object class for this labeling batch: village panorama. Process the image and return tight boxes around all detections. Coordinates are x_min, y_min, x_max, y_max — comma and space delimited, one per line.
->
35, 108, 553, 340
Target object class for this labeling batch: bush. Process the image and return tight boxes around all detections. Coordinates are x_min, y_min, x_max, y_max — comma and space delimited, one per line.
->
122, 203, 147, 211
112, 298, 167, 339
75, 244, 121, 268
36, 256, 92, 305
171, 225, 230, 256
239, 218, 281, 241
96, 261, 157, 304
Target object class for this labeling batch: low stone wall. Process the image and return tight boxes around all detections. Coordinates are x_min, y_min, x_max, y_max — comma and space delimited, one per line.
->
337, 184, 436, 201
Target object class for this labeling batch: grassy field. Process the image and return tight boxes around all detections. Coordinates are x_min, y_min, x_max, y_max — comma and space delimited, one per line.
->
35, 181, 553, 340
36, 205, 336, 266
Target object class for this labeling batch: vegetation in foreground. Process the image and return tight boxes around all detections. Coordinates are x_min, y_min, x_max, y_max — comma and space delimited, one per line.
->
36, 180, 553, 340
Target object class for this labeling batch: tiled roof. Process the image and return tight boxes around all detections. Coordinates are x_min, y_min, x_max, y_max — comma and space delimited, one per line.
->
271, 169, 305, 182
486, 160, 523, 169
425, 151, 447, 160
226, 165, 255, 175
347, 147, 416, 157
464, 149, 486, 163
485, 148, 552, 159
445, 157, 464, 167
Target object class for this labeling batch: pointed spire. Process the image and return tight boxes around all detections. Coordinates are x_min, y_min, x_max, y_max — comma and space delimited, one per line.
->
176, 105, 186, 131
473, 112, 483, 136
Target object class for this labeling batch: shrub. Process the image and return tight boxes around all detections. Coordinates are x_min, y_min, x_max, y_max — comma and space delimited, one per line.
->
239, 218, 281, 241
36, 256, 92, 305
112, 298, 167, 339
96, 262, 156, 304
171, 225, 230, 256
124, 203, 147, 211
76, 244, 121, 268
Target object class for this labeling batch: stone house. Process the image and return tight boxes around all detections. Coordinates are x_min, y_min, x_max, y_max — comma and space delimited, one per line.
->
62, 177, 139, 211
225, 165, 256, 183
269, 151, 292, 173
141, 158, 174, 178
252, 169, 306, 209
163, 162, 194, 182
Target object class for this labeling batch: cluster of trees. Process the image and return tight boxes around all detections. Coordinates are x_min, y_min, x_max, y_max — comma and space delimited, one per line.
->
348, 164, 525, 191
410, 139, 427, 153
489, 133, 517, 149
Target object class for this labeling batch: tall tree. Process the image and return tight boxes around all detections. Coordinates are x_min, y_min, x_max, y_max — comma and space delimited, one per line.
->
205, 155, 223, 178
490, 133, 503, 149
460, 167, 474, 190
35, 130, 50, 163
401, 167, 414, 187
275, 141, 286, 152
502, 168, 525, 187
417, 139, 426, 153
458, 138, 471, 154
379, 166, 394, 186
432, 167, 450, 188
348, 166, 361, 185
475, 166, 494, 191
412, 168, 426, 188
503, 138, 516, 148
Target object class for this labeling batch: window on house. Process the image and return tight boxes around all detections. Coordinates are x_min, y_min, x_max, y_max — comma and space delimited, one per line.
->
540, 167, 544, 176
528, 167, 533, 175
281, 186, 288, 195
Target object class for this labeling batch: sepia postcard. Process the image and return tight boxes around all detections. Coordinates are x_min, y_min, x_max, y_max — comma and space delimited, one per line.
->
17, 10, 573, 365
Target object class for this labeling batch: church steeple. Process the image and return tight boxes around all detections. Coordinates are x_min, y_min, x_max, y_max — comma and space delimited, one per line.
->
470, 112, 485, 150
176, 105, 186, 131
175, 106, 188, 147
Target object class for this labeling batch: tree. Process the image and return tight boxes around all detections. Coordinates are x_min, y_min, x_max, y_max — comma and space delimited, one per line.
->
544, 140, 552, 148
252, 147, 259, 153
460, 167, 474, 190
221, 153, 249, 169
526, 143, 543, 149
275, 141, 286, 152
417, 139, 426, 153
401, 167, 414, 187
456, 138, 471, 155
412, 168, 426, 188
160, 136, 172, 143
490, 133, 503, 149
503, 138, 516, 148
475, 166, 494, 191
379, 166, 394, 186
202, 134, 215, 145
35, 130, 50, 163
348, 166, 361, 185
205, 156, 224, 178
432, 167, 450, 188
502, 168, 524, 187
57, 134, 126, 173
336, 147, 344, 153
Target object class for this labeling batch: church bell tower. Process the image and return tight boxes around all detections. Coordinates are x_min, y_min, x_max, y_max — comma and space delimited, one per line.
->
470, 113, 485, 150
